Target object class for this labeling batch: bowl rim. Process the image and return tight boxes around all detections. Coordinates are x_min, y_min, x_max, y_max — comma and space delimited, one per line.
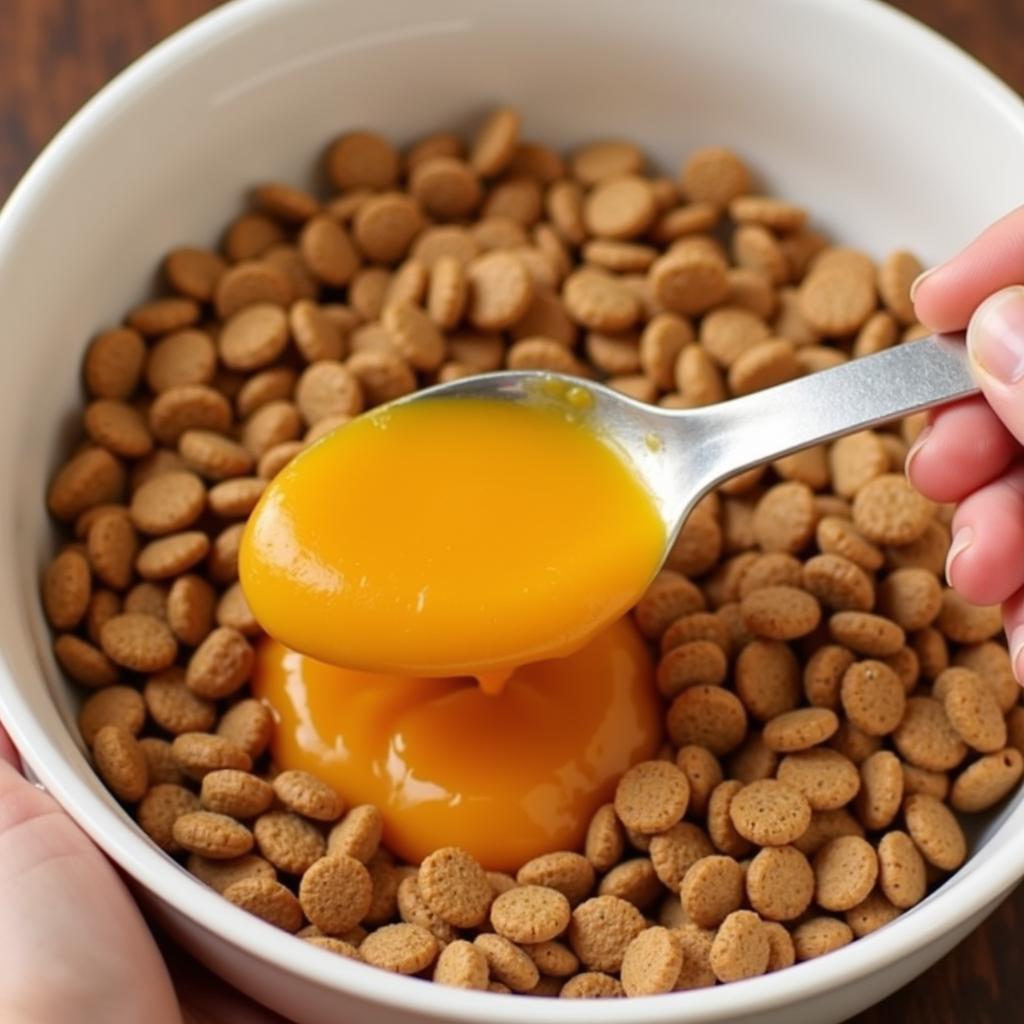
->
2, 0, 1024, 1020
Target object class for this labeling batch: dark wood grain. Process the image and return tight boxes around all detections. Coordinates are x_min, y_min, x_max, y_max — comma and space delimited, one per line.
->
1, 2, 1022, 1021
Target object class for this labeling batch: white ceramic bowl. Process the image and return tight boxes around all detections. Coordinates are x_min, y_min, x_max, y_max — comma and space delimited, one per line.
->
2, 1, 1023, 1021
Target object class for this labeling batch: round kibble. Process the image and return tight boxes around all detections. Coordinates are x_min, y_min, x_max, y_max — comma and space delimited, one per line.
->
709, 910, 770, 982
729, 780, 811, 846
299, 855, 373, 935
620, 927, 682, 997
681, 855, 744, 928
746, 845, 814, 921
903, 794, 967, 871
491, 885, 571, 944
840, 660, 906, 736
777, 749, 860, 811
614, 759, 690, 834
813, 836, 878, 911
568, 896, 646, 973
419, 846, 493, 928
877, 830, 927, 908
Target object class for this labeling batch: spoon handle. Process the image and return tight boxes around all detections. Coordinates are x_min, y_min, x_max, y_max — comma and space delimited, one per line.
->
688, 332, 976, 488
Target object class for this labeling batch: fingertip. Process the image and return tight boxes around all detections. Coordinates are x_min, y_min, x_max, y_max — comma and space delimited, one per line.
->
903, 397, 1017, 503
945, 468, 1024, 605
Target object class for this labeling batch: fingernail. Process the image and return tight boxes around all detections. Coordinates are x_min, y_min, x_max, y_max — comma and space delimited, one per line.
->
944, 526, 973, 586
966, 286, 1024, 384
904, 424, 933, 479
1009, 626, 1024, 684
909, 266, 938, 304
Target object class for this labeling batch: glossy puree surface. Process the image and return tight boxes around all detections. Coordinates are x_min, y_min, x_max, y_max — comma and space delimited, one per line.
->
239, 396, 665, 678
252, 616, 662, 870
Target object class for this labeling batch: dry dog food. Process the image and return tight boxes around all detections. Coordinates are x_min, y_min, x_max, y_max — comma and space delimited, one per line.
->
41, 107, 1023, 999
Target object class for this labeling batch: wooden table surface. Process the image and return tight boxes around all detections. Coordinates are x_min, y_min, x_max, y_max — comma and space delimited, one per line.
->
2, 1, 1021, 1021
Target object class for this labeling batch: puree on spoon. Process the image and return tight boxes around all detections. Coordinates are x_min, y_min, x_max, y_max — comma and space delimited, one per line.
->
239, 394, 665, 680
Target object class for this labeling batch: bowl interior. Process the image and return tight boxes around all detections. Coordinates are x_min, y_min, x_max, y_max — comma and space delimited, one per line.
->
2, 0, 1024, 1021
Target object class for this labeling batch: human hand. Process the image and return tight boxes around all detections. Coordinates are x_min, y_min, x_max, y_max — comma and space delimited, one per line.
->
905, 205, 1024, 680
0, 723, 287, 1024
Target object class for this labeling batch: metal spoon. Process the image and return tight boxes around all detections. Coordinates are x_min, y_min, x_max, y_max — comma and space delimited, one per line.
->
400, 332, 977, 545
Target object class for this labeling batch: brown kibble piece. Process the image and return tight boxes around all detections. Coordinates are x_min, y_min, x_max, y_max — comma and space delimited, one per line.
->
852, 474, 932, 545
814, 836, 878, 911
419, 846, 493, 928
903, 793, 967, 870
584, 803, 625, 873
172, 732, 252, 780
200, 769, 273, 819
137, 783, 200, 851
951, 748, 1024, 812
254, 810, 326, 875
131, 471, 206, 537
893, 696, 967, 772
941, 668, 1007, 753
649, 250, 729, 316
48, 448, 126, 522
741, 585, 821, 640
798, 268, 875, 336
92, 724, 147, 802
516, 852, 595, 907
840, 660, 906, 736
216, 699, 273, 759
78, 686, 144, 743
829, 612, 905, 657
491, 885, 571, 944
746, 845, 814, 921
299, 855, 373, 935
473, 933, 538, 992
186, 627, 254, 700
218, 304, 289, 373
382, 299, 445, 370
777, 749, 860, 811
878, 251, 923, 325
680, 855, 744, 928
855, 750, 904, 830
470, 108, 521, 177
620, 927, 682, 997
224, 876, 303, 932
43, 548, 91, 630
84, 327, 146, 400
99, 613, 177, 673
145, 668, 216, 735
877, 830, 927, 908
680, 147, 751, 208
173, 810, 254, 859
614, 759, 690, 834
667, 685, 748, 756
729, 780, 811, 846
936, 588, 1002, 644
273, 769, 344, 822
433, 940, 490, 990
878, 568, 942, 631
410, 157, 482, 220
568, 895, 646, 973
753, 481, 817, 554
648, 822, 714, 890
328, 804, 383, 864
299, 216, 360, 287
326, 131, 399, 191
802, 554, 874, 612
764, 708, 839, 753
792, 917, 853, 961
709, 910, 770, 983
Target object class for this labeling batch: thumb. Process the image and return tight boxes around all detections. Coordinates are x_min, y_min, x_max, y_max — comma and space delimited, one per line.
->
966, 286, 1024, 445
